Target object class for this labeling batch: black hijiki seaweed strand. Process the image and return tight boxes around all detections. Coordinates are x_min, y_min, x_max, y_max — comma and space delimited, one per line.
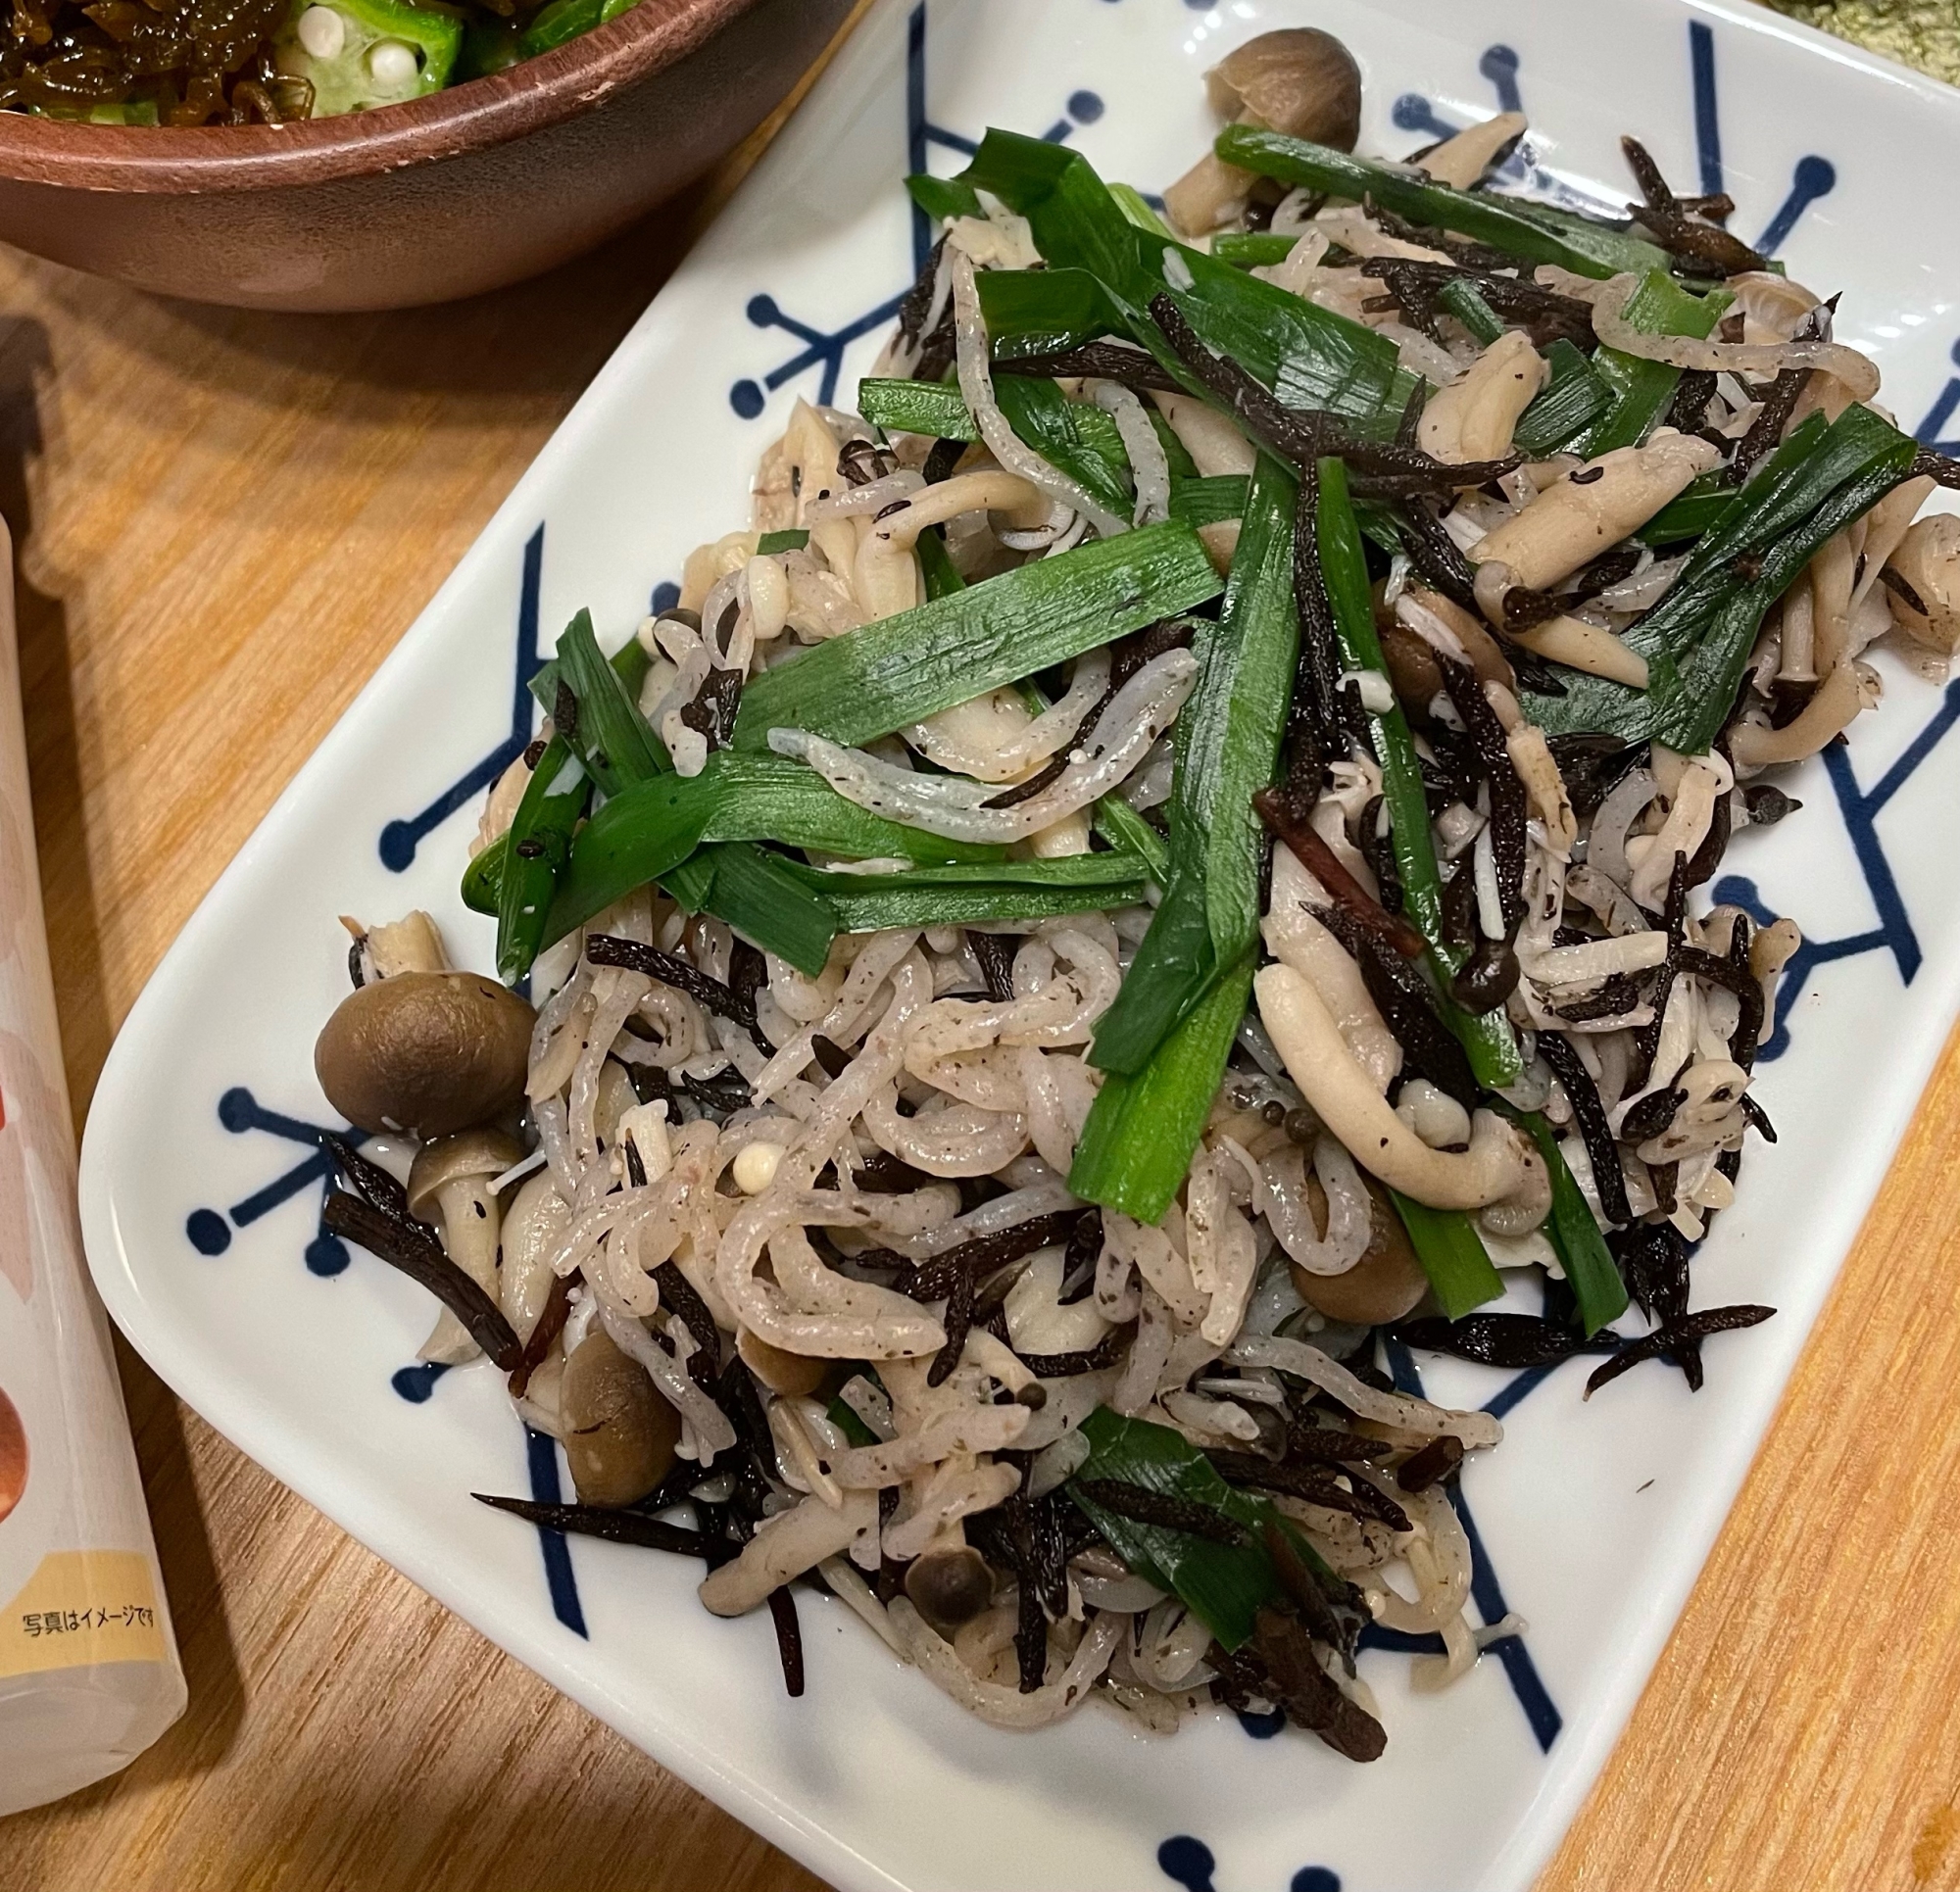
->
1315, 903, 1478, 1110
1536, 1031, 1635, 1226
1620, 134, 1773, 276
766, 1585, 806, 1698
1584, 1303, 1776, 1397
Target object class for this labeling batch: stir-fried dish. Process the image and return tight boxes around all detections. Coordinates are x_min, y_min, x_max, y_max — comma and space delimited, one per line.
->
0, 0, 636, 124
309, 29, 1960, 1755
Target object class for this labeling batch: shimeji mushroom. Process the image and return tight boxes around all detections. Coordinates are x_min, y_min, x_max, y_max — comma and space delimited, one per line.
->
499, 1167, 573, 1348
736, 1325, 827, 1398
1253, 963, 1533, 1210
560, 1327, 681, 1508
342, 908, 449, 983
1471, 433, 1723, 594
315, 969, 533, 1139
1885, 513, 1960, 653
903, 1541, 997, 1633
1287, 1170, 1431, 1327
1164, 29, 1363, 237
408, 1126, 525, 1366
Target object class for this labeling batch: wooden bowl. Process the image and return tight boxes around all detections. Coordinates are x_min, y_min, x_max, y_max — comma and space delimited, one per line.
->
0, 0, 856, 313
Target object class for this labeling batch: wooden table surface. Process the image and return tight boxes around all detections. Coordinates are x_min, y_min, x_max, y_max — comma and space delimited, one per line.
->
4, 17, 1960, 1889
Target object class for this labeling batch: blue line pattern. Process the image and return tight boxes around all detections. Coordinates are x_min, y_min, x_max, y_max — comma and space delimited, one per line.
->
1910, 339, 1960, 455
188, 1080, 590, 1636
729, 2, 1101, 421
527, 1426, 589, 1638
1756, 156, 1838, 260
1380, 1339, 1561, 1752
1157, 1836, 1341, 1892
1690, 22, 1723, 197
377, 526, 544, 873
1157, 1836, 1221, 1892
184, 1087, 363, 1277
1689, 21, 1836, 257
1714, 682, 1960, 1062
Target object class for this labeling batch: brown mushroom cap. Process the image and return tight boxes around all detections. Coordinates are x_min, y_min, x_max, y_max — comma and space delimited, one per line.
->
316, 971, 533, 1140
1207, 28, 1362, 152
1291, 1170, 1430, 1327
1380, 614, 1445, 722
406, 1126, 528, 1222
1402, 587, 1518, 696
561, 1327, 679, 1509
904, 1545, 995, 1632
0, 1384, 26, 1525
737, 1325, 827, 1399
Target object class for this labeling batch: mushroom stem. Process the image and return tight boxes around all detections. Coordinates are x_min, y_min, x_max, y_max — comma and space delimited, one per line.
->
854, 471, 1047, 620
1505, 613, 1650, 690
1416, 111, 1528, 190
500, 1167, 573, 1344
410, 1127, 526, 1366
699, 1489, 879, 1618
320, 1190, 522, 1370
418, 1172, 507, 1365
1885, 511, 1960, 653
1253, 964, 1532, 1209
1164, 28, 1363, 236
1417, 330, 1546, 465
1470, 432, 1722, 592
347, 909, 452, 978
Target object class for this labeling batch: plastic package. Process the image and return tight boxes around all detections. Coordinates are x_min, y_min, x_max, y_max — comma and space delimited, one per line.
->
0, 516, 186, 1814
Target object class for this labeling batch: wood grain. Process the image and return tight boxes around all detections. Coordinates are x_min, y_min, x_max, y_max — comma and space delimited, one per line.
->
1, 21, 1959, 1889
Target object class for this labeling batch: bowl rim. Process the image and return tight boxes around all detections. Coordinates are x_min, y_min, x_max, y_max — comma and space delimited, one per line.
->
0, 0, 764, 192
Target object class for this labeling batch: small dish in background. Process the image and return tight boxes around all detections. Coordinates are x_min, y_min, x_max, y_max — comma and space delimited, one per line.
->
0, 0, 857, 313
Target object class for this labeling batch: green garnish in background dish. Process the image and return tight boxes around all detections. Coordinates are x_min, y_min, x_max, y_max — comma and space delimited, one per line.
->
519, 0, 638, 58
2, 0, 648, 122
273, 0, 462, 116
1751, 0, 1960, 85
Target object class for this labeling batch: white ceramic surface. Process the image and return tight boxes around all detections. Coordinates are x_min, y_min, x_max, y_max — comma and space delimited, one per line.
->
78, 4, 1960, 1889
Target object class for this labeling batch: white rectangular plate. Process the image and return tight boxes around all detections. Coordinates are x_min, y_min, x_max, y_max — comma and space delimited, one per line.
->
77, 4, 1960, 1889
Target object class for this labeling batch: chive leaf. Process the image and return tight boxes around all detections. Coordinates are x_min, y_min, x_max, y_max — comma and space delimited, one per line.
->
537, 752, 1004, 944
1070, 953, 1254, 1223
1090, 454, 1296, 1076
1389, 1192, 1505, 1322
1213, 125, 1671, 280
732, 521, 1222, 753
1582, 270, 1731, 458
958, 129, 1413, 425
1092, 794, 1171, 883
1315, 458, 1521, 1088
857, 378, 975, 442
1508, 1110, 1630, 1336
1170, 473, 1250, 527
906, 171, 983, 224
1438, 277, 1505, 347
492, 735, 589, 986
1068, 1406, 1343, 1653
549, 608, 668, 793
784, 854, 1154, 935
1527, 403, 1918, 750
1511, 338, 1612, 458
